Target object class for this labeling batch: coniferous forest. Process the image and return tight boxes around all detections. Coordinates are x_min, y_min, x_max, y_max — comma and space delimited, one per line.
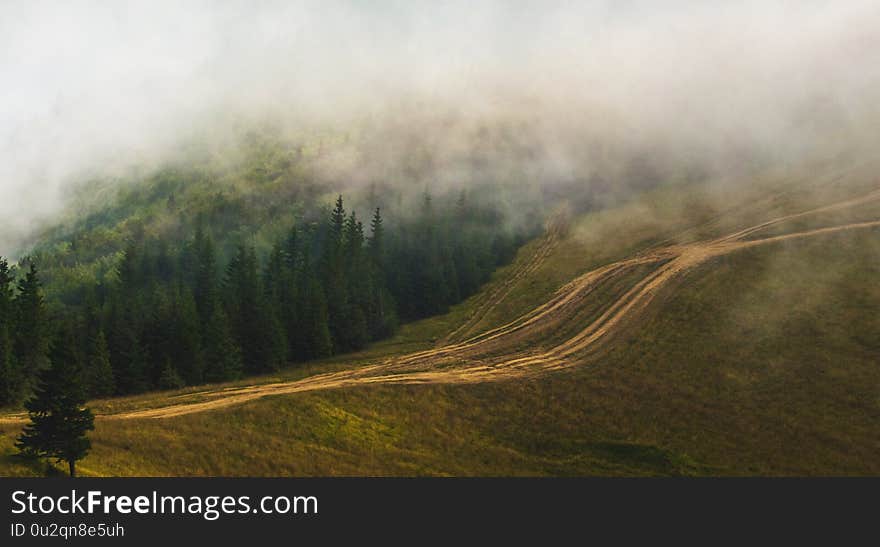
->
0, 191, 525, 405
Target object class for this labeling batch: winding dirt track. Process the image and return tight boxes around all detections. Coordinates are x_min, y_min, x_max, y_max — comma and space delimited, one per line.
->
2, 190, 879, 423
437, 208, 568, 345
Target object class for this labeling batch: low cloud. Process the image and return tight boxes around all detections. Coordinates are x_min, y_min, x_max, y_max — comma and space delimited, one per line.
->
2, 0, 879, 255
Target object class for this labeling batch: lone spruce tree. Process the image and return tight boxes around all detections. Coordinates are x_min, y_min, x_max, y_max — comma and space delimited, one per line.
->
16, 328, 94, 477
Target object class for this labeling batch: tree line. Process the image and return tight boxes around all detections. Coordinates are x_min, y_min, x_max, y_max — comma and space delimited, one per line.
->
0, 193, 521, 405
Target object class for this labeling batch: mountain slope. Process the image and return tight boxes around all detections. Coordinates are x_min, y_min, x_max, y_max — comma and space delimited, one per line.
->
2, 161, 878, 476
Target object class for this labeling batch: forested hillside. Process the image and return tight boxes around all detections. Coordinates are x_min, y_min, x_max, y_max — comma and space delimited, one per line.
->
0, 131, 535, 405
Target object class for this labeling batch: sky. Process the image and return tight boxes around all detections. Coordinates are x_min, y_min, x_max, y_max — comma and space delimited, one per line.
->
2, 0, 879, 255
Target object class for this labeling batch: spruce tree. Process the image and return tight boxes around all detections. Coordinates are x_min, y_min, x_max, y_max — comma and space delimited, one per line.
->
155, 239, 175, 283
262, 244, 290, 370
85, 329, 115, 398
158, 359, 185, 390
298, 234, 333, 360
193, 223, 217, 325
171, 285, 203, 385
14, 262, 49, 397
283, 225, 300, 270
225, 245, 276, 372
143, 285, 174, 387
344, 212, 369, 349
330, 195, 347, 248
262, 306, 289, 371
118, 239, 143, 292
16, 328, 95, 477
366, 209, 396, 339
106, 300, 148, 394
280, 227, 303, 359
368, 208, 384, 265
324, 196, 350, 351
304, 273, 333, 359
264, 243, 285, 302
203, 307, 242, 382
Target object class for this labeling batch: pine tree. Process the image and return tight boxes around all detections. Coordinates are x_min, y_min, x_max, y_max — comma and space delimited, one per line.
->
296, 231, 333, 360
283, 225, 300, 270
343, 212, 369, 349
324, 196, 350, 351
155, 239, 175, 283
345, 211, 365, 262
14, 262, 49, 397
225, 245, 278, 372
193, 222, 217, 325
85, 330, 115, 398
366, 209, 397, 338
106, 299, 148, 394
264, 243, 285, 304
158, 359, 185, 390
16, 328, 95, 477
262, 243, 290, 370
203, 307, 242, 382
368, 208, 384, 265
262, 307, 288, 371
330, 195, 346, 247
118, 239, 143, 292
170, 285, 203, 385
143, 285, 174, 387
304, 272, 333, 359
279, 227, 302, 358
286, 235, 330, 360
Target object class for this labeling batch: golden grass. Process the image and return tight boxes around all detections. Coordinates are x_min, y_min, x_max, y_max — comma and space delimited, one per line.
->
2, 166, 879, 476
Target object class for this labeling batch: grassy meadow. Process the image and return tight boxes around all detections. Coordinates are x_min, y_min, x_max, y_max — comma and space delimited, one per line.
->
1, 170, 878, 476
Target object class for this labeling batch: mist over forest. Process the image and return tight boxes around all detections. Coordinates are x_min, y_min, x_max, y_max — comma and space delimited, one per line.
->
3, 1, 880, 256
3, 1, 880, 485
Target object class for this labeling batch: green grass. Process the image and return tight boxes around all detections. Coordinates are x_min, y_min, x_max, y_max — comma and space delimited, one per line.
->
2, 169, 879, 476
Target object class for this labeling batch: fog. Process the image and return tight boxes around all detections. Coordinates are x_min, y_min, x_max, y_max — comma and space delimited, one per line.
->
2, 0, 879, 256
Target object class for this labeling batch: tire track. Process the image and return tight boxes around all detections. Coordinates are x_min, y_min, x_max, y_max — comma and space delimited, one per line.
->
2, 190, 878, 422
437, 207, 568, 345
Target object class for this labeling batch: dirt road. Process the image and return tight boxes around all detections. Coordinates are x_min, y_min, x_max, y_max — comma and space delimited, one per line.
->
437, 206, 569, 345
2, 189, 878, 422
